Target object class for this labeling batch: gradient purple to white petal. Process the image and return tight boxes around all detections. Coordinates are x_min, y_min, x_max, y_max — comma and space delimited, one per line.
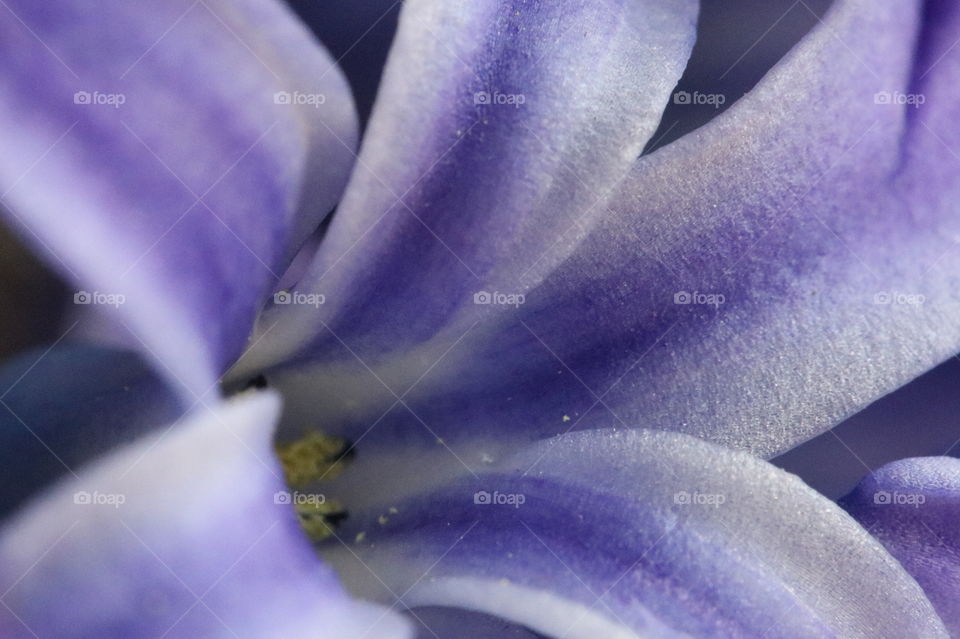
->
0, 0, 958, 637
842, 457, 960, 635
279, 0, 960, 466
0, 0, 357, 398
322, 430, 947, 638
240, 0, 698, 370
0, 392, 411, 639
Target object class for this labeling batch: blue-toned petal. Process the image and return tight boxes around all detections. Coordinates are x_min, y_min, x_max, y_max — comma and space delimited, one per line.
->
0, 391, 410, 639
323, 430, 946, 639
247, 0, 957, 461
841, 457, 960, 635
0, 343, 181, 518
454, 0, 959, 459
239, 0, 698, 370
897, 0, 960, 218
319, 429, 946, 638
0, 0, 358, 397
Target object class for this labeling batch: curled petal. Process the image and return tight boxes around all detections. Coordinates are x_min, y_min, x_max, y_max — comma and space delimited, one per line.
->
897, 0, 960, 217
321, 429, 947, 638
841, 457, 960, 635
0, 0, 358, 397
242, 0, 698, 370
0, 392, 410, 639
464, 0, 960, 458
255, 0, 958, 461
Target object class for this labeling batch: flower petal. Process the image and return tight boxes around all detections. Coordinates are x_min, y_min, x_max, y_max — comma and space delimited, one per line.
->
0, 0, 358, 397
241, 0, 698, 369
840, 457, 960, 635
0, 343, 181, 518
320, 429, 947, 638
462, 0, 957, 459
897, 0, 960, 217
0, 391, 411, 639
248, 0, 957, 461
284, 0, 402, 125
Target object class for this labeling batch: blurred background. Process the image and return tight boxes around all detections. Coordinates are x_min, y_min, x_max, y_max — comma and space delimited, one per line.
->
2, 0, 956, 500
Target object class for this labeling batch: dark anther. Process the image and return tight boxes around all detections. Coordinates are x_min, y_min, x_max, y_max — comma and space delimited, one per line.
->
243, 374, 268, 390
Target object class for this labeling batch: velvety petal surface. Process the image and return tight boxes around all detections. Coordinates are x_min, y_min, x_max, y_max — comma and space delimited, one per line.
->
319, 429, 946, 638
240, 0, 698, 369
841, 457, 960, 635
247, 0, 960, 461
0, 391, 410, 639
773, 358, 960, 500
0, 0, 358, 397
897, 0, 960, 217
0, 343, 182, 518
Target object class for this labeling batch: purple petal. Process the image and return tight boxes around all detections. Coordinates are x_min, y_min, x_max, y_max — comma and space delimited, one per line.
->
0, 343, 181, 517
457, 0, 960, 458
319, 429, 946, 638
0, 392, 411, 639
249, 0, 960, 461
0, 0, 358, 397
841, 457, 960, 635
239, 0, 698, 370
897, 0, 960, 217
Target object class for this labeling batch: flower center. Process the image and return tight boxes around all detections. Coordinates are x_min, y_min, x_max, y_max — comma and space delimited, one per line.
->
275, 429, 353, 542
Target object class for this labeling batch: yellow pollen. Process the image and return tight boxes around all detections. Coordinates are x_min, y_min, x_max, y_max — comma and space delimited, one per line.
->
275, 430, 352, 488
294, 497, 347, 542
275, 429, 354, 542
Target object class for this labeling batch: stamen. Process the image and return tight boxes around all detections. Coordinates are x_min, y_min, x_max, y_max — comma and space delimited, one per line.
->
294, 498, 348, 542
243, 374, 269, 390
275, 430, 353, 488
275, 429, 355, 542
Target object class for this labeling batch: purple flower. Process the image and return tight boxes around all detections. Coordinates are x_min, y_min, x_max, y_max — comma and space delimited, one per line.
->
0, 0, 958, 636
